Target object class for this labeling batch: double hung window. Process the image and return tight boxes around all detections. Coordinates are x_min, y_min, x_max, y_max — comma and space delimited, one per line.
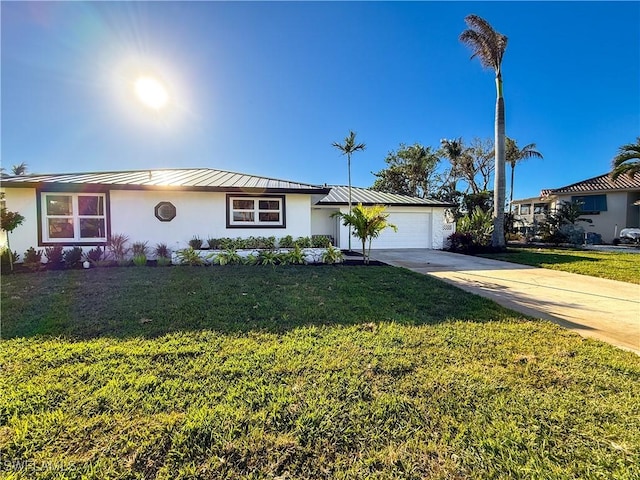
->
41, 193, 107, 243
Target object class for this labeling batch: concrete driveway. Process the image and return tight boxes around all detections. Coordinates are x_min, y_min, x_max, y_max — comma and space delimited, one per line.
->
369, 249, 640, 354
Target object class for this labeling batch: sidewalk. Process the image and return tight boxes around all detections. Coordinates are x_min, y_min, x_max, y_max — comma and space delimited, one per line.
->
370, 249, 640, 354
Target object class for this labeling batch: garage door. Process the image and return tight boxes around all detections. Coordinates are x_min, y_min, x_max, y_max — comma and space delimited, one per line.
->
372, 212, 431, 249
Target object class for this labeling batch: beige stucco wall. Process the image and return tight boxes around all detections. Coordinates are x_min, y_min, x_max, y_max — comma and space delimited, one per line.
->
554, 192, 635, 243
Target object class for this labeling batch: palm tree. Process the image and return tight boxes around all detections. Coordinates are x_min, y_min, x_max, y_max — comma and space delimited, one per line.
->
332, 204, 397, 264
11, 162, 28, 175
460, 14, 508, 249
506, 138, 543, 212
610, 137, 640, 180
332, 131, 366, 250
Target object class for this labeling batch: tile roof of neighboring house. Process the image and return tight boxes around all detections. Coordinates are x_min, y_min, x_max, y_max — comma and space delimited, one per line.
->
0, 168, 330, 194
544, 173, 640, 195
316, 186, 452, 207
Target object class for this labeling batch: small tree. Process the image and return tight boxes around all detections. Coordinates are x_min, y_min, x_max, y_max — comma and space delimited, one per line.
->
332, 204, 397, 264
1, 208, 25, 271
541, 201, 592, 245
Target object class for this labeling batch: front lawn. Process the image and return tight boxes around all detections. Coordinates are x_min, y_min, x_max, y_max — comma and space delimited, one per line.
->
479, 247, 640, 284
1, 266, 639, 479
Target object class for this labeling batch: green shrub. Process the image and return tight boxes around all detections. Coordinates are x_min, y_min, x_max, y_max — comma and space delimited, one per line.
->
188, 237, 203, 249
84, 246, 103, 265
132, 254, 147, 267
257, 250, 281, 266
176, 247, 204, 266
23, 247, 43, 271
214, 248, 241, 266
294, 236, 312, 248
322, 244, 343, 264
206, 237, 222, 250
1, 248, 19, 271
44, 246, 64, 268
312, 235, 332, 248
283, 245, 306, 265
63, 247, 83, 268
156, 256, 171, 267
279, 235, 294, 248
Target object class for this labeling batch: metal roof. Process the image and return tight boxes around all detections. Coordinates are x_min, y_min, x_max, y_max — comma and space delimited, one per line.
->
316, 186, 452, 207
0, 168, 330, 194
545, 173, 640, 195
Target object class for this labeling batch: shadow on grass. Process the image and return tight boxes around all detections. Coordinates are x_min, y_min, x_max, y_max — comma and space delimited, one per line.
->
480, 250, 599, 268
0, 265, 521, 340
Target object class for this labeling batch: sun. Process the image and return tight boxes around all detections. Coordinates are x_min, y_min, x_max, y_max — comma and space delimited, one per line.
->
134, 76, 169, 110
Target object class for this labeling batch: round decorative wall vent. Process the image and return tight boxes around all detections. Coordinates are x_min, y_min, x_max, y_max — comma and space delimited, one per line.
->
154, 201, 176, 222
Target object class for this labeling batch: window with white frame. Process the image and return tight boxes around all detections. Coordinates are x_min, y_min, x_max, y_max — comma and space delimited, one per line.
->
41, 193, 107, 243
227, 195, 285, 228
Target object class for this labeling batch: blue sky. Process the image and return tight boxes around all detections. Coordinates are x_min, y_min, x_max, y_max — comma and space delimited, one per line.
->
2, 1, 639, 200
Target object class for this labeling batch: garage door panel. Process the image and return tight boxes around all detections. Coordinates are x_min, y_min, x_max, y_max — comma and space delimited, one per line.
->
373, 212, 431, 248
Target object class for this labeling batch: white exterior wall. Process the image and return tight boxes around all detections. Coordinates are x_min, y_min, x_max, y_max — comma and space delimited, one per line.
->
1, 188, 38, 257
110, 190, 312, 250
554, 192, 633, 243
310, 207, 339, 243
1, 188, 313, 258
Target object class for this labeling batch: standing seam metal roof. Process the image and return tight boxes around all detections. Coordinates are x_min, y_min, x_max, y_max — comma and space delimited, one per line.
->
316, 186, 452, 206
0, 168, 329, 192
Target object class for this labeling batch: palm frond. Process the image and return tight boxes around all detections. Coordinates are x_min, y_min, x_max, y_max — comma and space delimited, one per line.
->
611, 137, 640, 180
460, 15, 507, 73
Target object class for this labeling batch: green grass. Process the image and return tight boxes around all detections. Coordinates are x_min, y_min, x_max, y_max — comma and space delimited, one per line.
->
478, 247, 640, 284
1, 266, 639, 479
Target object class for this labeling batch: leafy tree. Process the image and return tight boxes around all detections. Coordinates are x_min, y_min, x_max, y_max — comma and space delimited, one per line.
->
1, 208, 25, 271
372, 143, 441, 198
460, 14, 508, 249
506, 138, 543, 212
332, 204, 397, 264
439, 137, 494, 195
332, 131, 366, 250
610, 137, 640, 180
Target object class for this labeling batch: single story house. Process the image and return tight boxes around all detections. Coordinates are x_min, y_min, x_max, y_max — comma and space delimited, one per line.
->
512, 172, 640, 243
0, 168, 453, 258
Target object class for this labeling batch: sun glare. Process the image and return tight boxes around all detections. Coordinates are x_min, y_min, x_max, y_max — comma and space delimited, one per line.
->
134, 76, 169, 110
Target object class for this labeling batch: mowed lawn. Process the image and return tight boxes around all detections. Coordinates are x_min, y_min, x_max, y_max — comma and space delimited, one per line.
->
479, 247, 640, 284
1, 266, 639, 479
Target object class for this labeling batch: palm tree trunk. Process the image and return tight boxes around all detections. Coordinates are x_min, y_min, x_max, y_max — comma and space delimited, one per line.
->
509, 161, 515, 214
361, 238, 367, 264
348, 154, 352, 251
492, 74, 506, 249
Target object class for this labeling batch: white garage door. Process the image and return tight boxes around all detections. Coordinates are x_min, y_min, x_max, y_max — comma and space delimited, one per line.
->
372, 212, 431, 249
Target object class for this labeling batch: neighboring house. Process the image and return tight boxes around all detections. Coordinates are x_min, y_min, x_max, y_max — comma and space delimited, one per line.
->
510, 196, 552, 238
512, 173, 640, 243
0, 168, 454, 257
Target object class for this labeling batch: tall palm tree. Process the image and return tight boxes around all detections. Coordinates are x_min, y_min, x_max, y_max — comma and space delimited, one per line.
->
332, 131, 366, 250
506, 138, 543, 212
440, 137, 466, 192
460, 15, 508, 249
610, 137, 640, 180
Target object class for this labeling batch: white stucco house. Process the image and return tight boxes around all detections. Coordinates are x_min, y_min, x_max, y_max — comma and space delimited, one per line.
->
512, 172, 640, 243
0, 168, 453, 258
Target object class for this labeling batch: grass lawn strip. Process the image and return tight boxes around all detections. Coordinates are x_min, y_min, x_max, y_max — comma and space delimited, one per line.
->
479, 247, 640, 284
1, 266, 639, 479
